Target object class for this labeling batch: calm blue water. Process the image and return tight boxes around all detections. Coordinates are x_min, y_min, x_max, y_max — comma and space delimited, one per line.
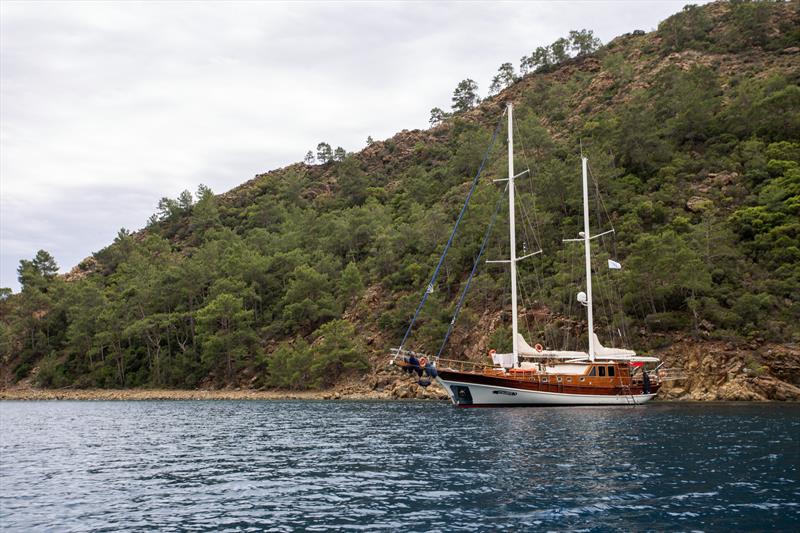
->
1, 401, 798, 532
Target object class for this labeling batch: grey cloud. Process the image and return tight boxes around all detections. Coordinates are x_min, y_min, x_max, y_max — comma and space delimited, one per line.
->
1, 0, 705, 290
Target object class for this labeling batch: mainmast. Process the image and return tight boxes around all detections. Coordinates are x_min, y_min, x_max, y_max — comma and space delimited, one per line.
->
581, 156, 596, 362
508, 103, 519, 366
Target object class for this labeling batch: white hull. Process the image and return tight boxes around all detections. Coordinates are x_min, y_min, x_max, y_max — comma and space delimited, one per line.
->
437, 376, 657, 406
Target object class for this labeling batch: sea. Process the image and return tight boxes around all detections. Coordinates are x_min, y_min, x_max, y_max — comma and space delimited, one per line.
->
0, 401, 798, 532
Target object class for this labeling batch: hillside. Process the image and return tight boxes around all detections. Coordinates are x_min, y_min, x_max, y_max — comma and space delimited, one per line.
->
2, 0, 799, 400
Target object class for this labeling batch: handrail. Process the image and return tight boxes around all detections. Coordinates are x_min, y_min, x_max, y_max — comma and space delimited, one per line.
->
434, 357, 496, 373
389, 347, 431, 359
396, 353, 682, 387
433, 360, 557, 383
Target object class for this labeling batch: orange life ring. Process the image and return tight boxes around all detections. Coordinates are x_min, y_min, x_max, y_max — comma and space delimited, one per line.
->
534, 343, 544, 353
419, 357, 428, 367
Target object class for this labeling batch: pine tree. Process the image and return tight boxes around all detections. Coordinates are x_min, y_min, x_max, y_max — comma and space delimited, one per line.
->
489, 62, 517, 94
568, 29, 602, 56
429, 107, 449, 126
550, 38, 570, 62
451, 79, 479, 113
32, 250, 58, 279
177, 190, 194, 211
489, 75, 502, 95
197, 293, 256, 383
340, 261, 364, 305
316, 142, 333, 163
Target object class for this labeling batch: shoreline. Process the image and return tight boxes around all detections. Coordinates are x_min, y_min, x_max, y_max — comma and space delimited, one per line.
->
0, 387, 413, 401
1, 387, 797, 403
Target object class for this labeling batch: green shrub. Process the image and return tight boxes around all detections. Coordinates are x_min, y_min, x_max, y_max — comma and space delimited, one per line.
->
309, 320, 368, 388
645, 311, 690, 332
268, 339, 313, 390
13, 362, 32, 382
34, 354, 68, 388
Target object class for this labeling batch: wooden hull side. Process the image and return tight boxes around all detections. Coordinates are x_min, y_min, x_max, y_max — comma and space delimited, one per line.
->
436, 370, 659, 406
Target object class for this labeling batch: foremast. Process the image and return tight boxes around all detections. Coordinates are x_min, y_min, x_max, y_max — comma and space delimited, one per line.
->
507, 103, 519, 367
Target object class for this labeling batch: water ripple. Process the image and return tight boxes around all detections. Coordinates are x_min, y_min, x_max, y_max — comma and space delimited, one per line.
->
1, 401, 799, 532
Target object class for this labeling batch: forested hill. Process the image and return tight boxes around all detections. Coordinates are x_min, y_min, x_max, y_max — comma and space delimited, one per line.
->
2, 1, 799, 399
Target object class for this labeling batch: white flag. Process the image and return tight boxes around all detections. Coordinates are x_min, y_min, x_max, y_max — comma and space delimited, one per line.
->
608, 259, 622, 270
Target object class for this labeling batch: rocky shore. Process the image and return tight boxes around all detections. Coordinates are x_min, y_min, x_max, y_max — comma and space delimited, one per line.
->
0, 387, 362, 401
654, 339, 800, 401
0, 370, 451, 402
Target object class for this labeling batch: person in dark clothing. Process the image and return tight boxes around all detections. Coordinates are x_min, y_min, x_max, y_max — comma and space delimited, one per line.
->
642, 371, 651, 394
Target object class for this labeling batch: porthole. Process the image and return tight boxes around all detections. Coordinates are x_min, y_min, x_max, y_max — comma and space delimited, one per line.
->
557, 377, 562, 382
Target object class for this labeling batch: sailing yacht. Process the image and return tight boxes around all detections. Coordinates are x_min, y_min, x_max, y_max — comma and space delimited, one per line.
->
390, 103, 664, 406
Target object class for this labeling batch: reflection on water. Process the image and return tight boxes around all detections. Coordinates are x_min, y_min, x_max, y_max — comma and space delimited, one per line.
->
1, 401, 798, 531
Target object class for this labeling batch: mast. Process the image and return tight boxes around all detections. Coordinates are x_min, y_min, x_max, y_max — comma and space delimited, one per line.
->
581, 156, 595, 362
508, 103, 519, 366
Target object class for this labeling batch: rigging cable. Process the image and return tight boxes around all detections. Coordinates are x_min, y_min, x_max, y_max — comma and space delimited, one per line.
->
511, 115, 550, 347
567, 246, 579, 351
398, 111, 505, 353
587, 161, 630, 347
517, 267, 537, 346
436, 183, 508, 360
513, 117, 545, 254
515, 192, 543, 347
584, 161, 615, 346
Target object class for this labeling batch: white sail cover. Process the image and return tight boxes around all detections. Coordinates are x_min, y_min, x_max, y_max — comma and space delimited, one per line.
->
517, 333, 587, 359
515, 332, 658, 362
516, 333, 539, 355
592, 333, 635, 357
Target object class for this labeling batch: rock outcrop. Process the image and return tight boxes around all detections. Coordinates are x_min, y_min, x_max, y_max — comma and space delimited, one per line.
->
653, 339, 800, 401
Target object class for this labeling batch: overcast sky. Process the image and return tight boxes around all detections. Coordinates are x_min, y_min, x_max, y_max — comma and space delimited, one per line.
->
0, 0, 704, 291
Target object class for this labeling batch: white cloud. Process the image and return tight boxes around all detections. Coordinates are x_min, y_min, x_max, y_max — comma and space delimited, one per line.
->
0, 0, 703, 290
